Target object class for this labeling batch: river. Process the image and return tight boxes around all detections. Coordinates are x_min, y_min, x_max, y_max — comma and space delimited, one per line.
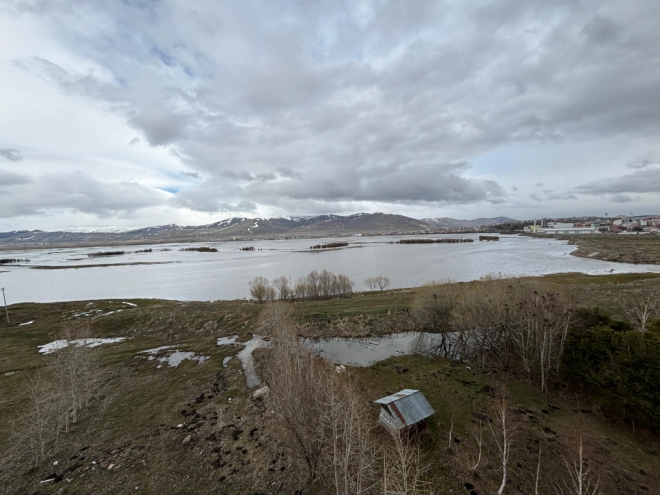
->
1, 234, 659, 304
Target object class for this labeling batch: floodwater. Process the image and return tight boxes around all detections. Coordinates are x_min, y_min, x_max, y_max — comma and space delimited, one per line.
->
216, 334, 271, 387
2, 234, 659, 304
304, 332, 459, 367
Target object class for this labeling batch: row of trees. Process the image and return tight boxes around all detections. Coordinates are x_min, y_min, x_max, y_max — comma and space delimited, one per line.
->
15, 323, 103, 465
412, 277, 574, 391
249, 270, 355, 303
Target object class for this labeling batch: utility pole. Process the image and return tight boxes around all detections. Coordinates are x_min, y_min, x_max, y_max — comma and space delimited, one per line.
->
1, 288, 8, 325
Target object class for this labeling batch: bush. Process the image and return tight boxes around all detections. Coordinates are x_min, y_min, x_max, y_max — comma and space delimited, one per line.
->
562, 327, 660, 430
573, 307, 633, 332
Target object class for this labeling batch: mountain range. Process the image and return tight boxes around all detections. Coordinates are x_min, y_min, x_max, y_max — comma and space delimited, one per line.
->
0, 213, 516, 248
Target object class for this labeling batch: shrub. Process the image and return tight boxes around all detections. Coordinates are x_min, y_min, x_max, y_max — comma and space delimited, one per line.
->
562, 327, 660, 430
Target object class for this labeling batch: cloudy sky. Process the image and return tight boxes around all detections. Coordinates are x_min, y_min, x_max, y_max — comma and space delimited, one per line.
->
1, 0, 660, 231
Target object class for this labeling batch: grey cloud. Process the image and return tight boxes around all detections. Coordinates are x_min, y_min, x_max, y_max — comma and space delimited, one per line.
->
0, 172, 166, 218
129, 137, 140, 145
627, 159, 657, 169
581, 15, 620, 46
0, 170, 32, 187
181, 170, 201, 179
0, 149, 24, 162
575, 167, 660, 195
610, 194, 637, 203
6, 0, 660, 219
543, 190, 578, 201
528, 189, 576, 202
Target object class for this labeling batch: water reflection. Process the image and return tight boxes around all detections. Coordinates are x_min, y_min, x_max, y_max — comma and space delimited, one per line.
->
303, 331, 464, 367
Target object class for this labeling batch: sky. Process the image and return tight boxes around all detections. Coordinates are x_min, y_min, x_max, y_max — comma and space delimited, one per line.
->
1, 0, 660, 231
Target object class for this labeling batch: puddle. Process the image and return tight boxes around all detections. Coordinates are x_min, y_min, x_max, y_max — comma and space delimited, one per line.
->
237, 336, 271, 388
217, 335, 239, 346
303, 332, 464, 367
223, 335, 271, 388
39, 337, 128, 354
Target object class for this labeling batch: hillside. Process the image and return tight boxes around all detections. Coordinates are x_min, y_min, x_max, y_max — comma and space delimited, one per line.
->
0, 214, 522, 249
0, 213, 430, 248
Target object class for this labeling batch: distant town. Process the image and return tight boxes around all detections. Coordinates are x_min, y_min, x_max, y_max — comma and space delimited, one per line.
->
523, 215, 660, 234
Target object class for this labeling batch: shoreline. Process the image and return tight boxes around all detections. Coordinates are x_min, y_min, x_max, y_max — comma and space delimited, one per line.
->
523, 232, 660, 265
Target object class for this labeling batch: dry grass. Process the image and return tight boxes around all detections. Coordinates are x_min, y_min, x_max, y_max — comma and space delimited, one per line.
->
1, 275, 659, 493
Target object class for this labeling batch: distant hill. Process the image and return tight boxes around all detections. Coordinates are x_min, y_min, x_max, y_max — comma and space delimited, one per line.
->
0, 213, 515, 248
423, 216, 516, 228
0, 213, 430, 247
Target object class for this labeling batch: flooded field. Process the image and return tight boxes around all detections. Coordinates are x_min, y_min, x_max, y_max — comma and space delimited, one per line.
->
2, 234, 660, 304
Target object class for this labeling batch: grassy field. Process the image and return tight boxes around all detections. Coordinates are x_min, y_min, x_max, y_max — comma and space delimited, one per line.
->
528, 233, 660, 265
1, 274, 659, 494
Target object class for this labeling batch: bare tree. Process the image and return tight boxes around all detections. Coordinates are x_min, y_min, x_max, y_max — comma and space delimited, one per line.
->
488, 386, 519, 495
49, 322, 102, 430
21, 371, 58, 465
556, 413, 601, 495
272, 276, 293, 301
623, 289, 660, 332
322, 373, 379, 495
535, 444, 542, 495
365, 277, 377, 292
375, 276, 391, 291
381, 431, 431, 495
266, 304, 327, 484
249, 276, 275, 303
411, 280, 457, 334
470, 418, 485, 472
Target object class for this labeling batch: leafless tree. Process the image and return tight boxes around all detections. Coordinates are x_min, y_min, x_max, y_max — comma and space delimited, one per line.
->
322, 372, 379, 495
49, 322, 102, 431
272, 276, 293, 301
556, 413, 601, 495
14, 321, 103, 466
623, 288, 660, 332
266, 304, 327, 484
411, 280, 457, 334
364, 277, 377, 292
249, 276, 275, 303
470, 418, 485, 472
21, 371, 58, 465
375, 276, 391, 291
381, 431, 432, 495
488, 386, 519, 495
535, 444, 542, 495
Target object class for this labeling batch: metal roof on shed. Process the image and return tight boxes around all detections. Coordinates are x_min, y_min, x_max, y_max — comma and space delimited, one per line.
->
375, 389, 435, 430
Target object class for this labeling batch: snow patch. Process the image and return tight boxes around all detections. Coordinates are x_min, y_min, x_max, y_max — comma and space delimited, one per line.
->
39, 337, 128, 354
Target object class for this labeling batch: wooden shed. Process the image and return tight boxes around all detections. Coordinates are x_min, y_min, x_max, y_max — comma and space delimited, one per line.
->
375, 389, 435, 431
